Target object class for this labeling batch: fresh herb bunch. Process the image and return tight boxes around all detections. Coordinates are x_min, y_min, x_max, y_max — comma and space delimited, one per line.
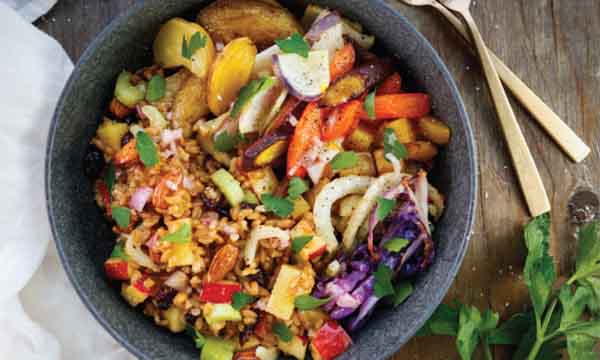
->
418, 213, 600, 360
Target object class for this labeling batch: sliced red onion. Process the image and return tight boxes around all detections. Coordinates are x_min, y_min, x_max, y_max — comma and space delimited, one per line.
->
128, 187, 153, 212
413, 171, 430, 234
367, 184, 405, 257
405, 179, 430, 235
305, 12, 342, 44
165, 271, 188, 291
200, 211, 219, 227
146, 232, 159, 250
161, 128, 183, 146
273, 50, 330, 102
336, 293, 361, 309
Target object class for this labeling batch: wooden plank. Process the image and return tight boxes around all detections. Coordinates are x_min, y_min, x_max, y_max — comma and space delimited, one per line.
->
35, 0, 600, 359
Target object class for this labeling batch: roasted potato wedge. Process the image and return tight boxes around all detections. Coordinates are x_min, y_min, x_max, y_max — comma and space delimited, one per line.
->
153, 18, 216, 78
207, 37, 257, 115
338, 152, 376, 177
386, 118, 417, 144
344, 124, 376, 152
172, 74, 210, 137
197, 0, 303, 50
406, 141, 438, 161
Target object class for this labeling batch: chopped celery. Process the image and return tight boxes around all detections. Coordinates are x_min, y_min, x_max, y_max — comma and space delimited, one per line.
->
114, 71, 145, 107
210, 169, 245, 207
200, 337, 235, 360
140, 105, 167, 129
204, 304, 242, 326
243, 190, 259, 205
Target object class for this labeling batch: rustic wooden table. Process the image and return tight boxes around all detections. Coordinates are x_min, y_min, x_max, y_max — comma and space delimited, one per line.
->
37, 0, 600, 359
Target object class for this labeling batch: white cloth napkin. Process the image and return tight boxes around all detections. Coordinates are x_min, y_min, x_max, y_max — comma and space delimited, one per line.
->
0, 2, 133, 359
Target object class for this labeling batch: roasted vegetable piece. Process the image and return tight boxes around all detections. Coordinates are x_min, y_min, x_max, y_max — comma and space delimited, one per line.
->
113, 138, 139, 165
246, 167, 280, 195
97, 118, 129, 153
197, 0, 303, 50
208, 37, 257, 115
376, 72, 402, 95
273, 50, 330, 102
373, 148, 397, 174
207, 244, 240, 283
310, 321, 352, 360
164, 306, 186, 332
172, 74, 210, 137
153, 18, 216, 78
386, 118, 417, 144
104, 258, 130, 280
152, 173, 181, 209
329, 43, 356, 81
264, 96, 301, 134
321, 59, 393, 107
287, 102, 323, 177
233, 350, 259, 360
109, 98, 133, 119
418, 116, 451, 145
195, 113, 233, 166
406, 141, 438, 161
359, 93, 430, 121
321, 100, 361, 141
114, 71, 145, 107
199, 282, 242, 303
211, 169, 245, 207
338, 152, 376, 177
343, 124, 375, 152
242, 126, 292, 171
278, 335, 307, 360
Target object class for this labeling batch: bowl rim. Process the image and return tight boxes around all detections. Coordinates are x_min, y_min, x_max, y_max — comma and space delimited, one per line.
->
45, 1, 478, 359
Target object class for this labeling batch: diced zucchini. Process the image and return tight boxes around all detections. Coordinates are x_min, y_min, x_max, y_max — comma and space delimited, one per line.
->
164, 306, 186, 333
246, 167, 279, 196
344, 124, 375, 152
201, 337, 236, 360
97, 118, 129, 153
339, 152, 376, 177
291, 196, 311, 220
278, 335, 307, 360
243, 190, 259, 205
114, 71, 145, 107
204, 303, 242, 326
211, 169, 245, 207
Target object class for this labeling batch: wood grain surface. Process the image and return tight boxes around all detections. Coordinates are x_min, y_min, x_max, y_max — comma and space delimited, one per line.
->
36, 0, 600, 359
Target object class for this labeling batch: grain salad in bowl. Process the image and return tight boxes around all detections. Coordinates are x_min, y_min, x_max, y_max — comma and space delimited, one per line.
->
84, 2, 451, 359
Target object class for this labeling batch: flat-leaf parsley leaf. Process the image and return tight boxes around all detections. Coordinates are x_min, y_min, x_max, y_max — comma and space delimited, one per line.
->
383, 128, 407, 161
161, 222, 191, 243
146, 75, 166, 102
111, 206, 131, 228
275, 32, 310, 58
292, 235, 313, 253
135, 131, 159, 167
262, 193, 294, 218
181, 32, 207, 59
330, 151, 358, 170
287, 177, 309, 200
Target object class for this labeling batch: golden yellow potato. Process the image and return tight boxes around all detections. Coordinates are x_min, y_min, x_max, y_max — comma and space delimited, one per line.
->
406, 141, 439, 162
418, 116, 451, 145
197, 0, 303, 50
207, 37, 257, 115
153, 18, 216, 78
172, 74, 210, 137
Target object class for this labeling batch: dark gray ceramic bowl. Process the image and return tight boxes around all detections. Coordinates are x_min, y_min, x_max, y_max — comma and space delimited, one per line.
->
46, 1, 477, 359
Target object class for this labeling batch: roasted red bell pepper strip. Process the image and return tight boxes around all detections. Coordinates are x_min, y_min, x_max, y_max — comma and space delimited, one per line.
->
199, 282, 242, 303
96, 180, 112, 215
287, 102, 323, 177
359, 93, 430, 121
104, 258, 130, 280
321, 100, 362, 141
329, 43, 356, 81
310, 321, 352, 360
376, 72, 402, 95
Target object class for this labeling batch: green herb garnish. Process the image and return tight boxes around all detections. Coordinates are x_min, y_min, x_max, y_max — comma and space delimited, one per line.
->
288, 177, 309, 200
104, 162, 116, 194
364, 89, 376, 120
393, 282, 414, 306
292, 235, 313, 254
214, 131, 242, 153
261, 193, 294, 218
374, 263, 394, 298
231, 77, 275, 117
294, 295, 331, 310
383, 128, 408, 161
186, 325, 206, 349
232, 292, 255, 311
109, 241, 128, 260
275, 32, 310, 58
376, 197, 396, 221
135, 130, 159, 167
111, 206, 131, 228
383, 238, 410, 253
272, 322, 294, 342
330, 151, 359, 170
181, 32, 207, 59
146, 75, 166, 102
161, 223, 192, 244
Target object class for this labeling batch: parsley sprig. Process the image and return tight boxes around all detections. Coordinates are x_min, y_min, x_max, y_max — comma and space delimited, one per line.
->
275, 32, 310, 58
181, 32, 207, 60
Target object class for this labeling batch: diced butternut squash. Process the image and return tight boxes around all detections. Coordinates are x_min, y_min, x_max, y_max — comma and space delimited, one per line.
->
266, 264, 313, 320
418, 116, 451, 145
406, 141, 438, 161
339, 152, 376, 177
164, 243, 195, 268
164, 306, 187, 332
343, 124, 375, 152
291, 196, 311, 220
121, 283, 149, 307
96, 118, 129, 153
247, 167, 279, 196
278, 335, 307, 360
374, 149, 399, 175
386, 118, 416, 143
298, 236, 327, 262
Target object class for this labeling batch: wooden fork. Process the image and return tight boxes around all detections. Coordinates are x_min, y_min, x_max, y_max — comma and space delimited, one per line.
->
437, 0, 550, 216
399, 0, 590, 164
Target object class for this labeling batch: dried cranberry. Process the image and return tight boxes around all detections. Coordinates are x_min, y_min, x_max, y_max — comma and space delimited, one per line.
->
154, 287, 177, 310
83, 144, 105, 179
239, 324, 255, 345
200, 192, 218, 210
246, 271, 267, 288
120, 115, 137, 125
215, 201, 231, 218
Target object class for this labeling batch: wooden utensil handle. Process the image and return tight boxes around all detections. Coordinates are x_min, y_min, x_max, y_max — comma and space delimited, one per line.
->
463, 11, 551, 216
433, 3, 590, 163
